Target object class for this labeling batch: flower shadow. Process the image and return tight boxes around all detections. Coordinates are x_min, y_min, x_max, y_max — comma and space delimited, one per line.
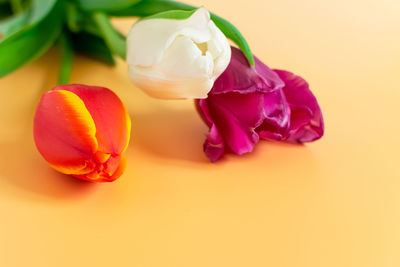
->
131, 106, 209, 164
0, 132, 98, 202
0, 54, 99, 202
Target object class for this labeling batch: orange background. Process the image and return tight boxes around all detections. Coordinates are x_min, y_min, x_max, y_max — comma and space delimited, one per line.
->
1, 0, 400, 266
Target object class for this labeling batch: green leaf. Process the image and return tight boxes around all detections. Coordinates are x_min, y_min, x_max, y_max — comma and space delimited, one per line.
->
10, 0, 24, 13
0, 3, 12, 19
109, 0, 255, 66
1, 0, 29, 20
0, 0, 63, 77
140, 8, 196, 21
0, 9, 29, 36
109, 0, 193, 16
0, 0, 59, 41
75, 0, 141, 12
71, 32, 115, 66
24, 0, 57, 26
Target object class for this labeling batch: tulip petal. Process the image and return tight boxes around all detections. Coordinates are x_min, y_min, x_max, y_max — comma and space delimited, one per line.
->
71, 155, 126, 182
53, 84, 131, 154
210, 47, 284, 95
197, 99, 226, 162
127, 8, 231, 99
196, 48, 324, 162
103, 155, 123, 177
197, 47, 286, 161
33, 90, 98, 173
273, 70, 324, 142
257, 89, 291, 141
128, 8, 216, 67
108, 155, 127, 181
205, 93, 264, 155
195, 98, 213, 127
204, 124, 225, 162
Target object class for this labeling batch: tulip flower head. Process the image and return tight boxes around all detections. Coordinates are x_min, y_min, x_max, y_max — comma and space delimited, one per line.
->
127, 8, 231, 99
33, 85, 131, 182
196, 47, 324, 162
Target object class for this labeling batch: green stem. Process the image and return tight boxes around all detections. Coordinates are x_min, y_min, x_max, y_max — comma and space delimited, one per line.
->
10, 0, 23, 13
210, 13, 254, 66
58, 32, 74, 85
92, 12, 126, 59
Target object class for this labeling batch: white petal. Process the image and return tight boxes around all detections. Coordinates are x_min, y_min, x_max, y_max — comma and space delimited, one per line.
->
129, 66, 213, 99
127, 8, 212, 67
127, 8, 231, 99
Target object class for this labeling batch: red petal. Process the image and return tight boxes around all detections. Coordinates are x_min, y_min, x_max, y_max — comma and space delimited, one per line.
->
53, 84, 131, 155
72, 155, 127, 183
108, 155, 127, 181
33, 90, 98, 174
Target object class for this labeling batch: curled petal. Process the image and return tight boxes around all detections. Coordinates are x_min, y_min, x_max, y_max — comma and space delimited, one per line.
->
72, 155, 127, 182
196, 48, 324, 162
210, 46, 284, 95
274, 69, 324, 142
195, 98, 213, 127
108, 155, 127, 181
196, 100, 225, 162
257, 89, 291, 141
33, 90, 98, 173
53, 84, 131, 154
204, 124, 225, 162
197, 47, 285, 161
203, 93, 264, 156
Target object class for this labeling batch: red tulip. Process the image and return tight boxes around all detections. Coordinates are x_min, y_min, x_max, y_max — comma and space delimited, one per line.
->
33, 84, 131, 182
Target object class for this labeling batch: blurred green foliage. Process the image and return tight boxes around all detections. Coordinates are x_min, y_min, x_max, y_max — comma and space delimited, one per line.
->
0, 0, 253, 82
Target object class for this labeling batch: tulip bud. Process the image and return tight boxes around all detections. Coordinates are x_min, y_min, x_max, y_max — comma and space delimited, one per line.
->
127, 8, 231, 99
33, 84, 131, 182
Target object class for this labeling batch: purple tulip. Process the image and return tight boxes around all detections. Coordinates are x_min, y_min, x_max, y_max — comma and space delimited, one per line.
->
196, 47, 324, 162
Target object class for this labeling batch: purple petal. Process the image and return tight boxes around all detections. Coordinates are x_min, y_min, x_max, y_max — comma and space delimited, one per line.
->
257, 89, 291, 141
273, 69, 324, 142
196, 99, 225, 162
195, 99, 213, 128
204, 124, 225, 162
196, 48, 324, 162
210, 47, 284, 95
199, 92, 264, 160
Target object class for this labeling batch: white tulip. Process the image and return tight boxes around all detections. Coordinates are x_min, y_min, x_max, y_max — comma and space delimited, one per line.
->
127, 8, 231, 99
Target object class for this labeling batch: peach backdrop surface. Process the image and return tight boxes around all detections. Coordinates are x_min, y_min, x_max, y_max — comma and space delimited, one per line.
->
0, 0, 399, 266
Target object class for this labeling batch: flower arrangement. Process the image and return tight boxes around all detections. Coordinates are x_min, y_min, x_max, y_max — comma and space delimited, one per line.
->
0, 0, 324, 181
